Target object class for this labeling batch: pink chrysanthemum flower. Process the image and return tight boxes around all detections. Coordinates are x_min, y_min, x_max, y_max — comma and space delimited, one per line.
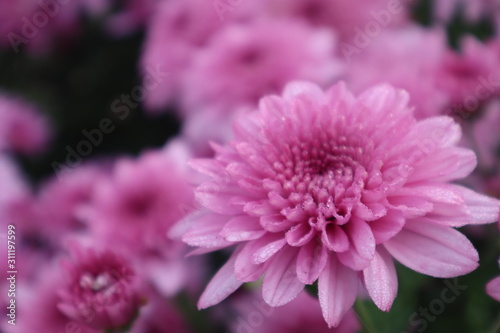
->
140, 0, 260, 112
78, 142, 203, 296
344, 25, 450, 120
181, 19, 342, 113
435, 36, 500, 115
7, 266, 100, 333
174, 81, 500, 327
79, 143, 193, 255
58, 246, 142, 330
0, 94, 52, 155
263, 0, 409, 41
35, 163, 108, 243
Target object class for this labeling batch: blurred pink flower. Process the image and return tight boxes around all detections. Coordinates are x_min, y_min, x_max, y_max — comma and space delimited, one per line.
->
0, 94, 52, 155
0, 0, 81, 53
456, 100, 500, 199
436, 36, 500, 117
181, 19, 343, 113
6, 265, 100, 333
0, 155, 36, 234
58, 246, 143, 330
78, 142, 203, 296
35, 163, 109, 243
231, 291, 359, 333
345, 25, 450, 119
140, 0, 259, 112
174, 81, 499, 327
470, 100, 500, 172
79, 143, 194, 254
264, 0, 409, 41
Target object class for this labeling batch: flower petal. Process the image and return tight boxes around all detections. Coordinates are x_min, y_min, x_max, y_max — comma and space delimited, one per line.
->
182, 214, 233, 248
198, 249, 243, 309
252, 233, 287, 264
384, 220, 479, 278
337, 217, 375, 271
322, 224, 350, 252
362, 247, 398, 311
318, 256, 359, 328
408, 147, 476, 183
286, 222, 315, 246
220, 216, 266, 242
196, 180, 243, 215
370, 209, 405, 244
262, 247, 304, 306
234, 241, 269, 282
486, 276, 500, 302
296, 240, 328, 284
453, 185, 500, 225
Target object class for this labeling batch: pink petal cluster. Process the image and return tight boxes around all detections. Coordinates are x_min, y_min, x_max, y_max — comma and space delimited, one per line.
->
78, 142, 202, 297
58, 246, 142, 330
345, 25, 500, 120
0, 0, 81, 53
263, 0, 409, 40
176, 81, 500, 327
344, 25, 450, 119
34, 163, 109, 243
435, 36, 500, 116
79, 144, 193, 255
0, 94, 52, 155
182, 19, 342, 113
8, 266, 100, 333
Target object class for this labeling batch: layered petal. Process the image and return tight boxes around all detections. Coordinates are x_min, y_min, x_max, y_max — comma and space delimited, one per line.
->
384, 220, 479, 278
318, 256, 359, 328
362, 247, 398, 311
262, 247, 304, 306
198, 249, 244, 309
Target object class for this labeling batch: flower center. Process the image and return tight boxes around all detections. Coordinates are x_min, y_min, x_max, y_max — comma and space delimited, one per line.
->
270, 136, 369, 227
79, 272, 115, 293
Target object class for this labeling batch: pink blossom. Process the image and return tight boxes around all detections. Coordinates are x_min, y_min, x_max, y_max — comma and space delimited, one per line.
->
181, 19, 343, 113
79, 143, 194, 254
58, 246, 143, 330
344, 25, 451, 119
139, 0, 258, 112
455, 100, 500, 198
0, 94, 52, 155
174, 81, 500, 327
78, 142, 202, 296
470, 100, 500, 172
231, 291, 359, 333
435, 36, 500, 117
6, 265, 100, 333
0, 0, 81, 54
35, 163, 109, 243
263, 0, 409, 41
0, 155, 36, 234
